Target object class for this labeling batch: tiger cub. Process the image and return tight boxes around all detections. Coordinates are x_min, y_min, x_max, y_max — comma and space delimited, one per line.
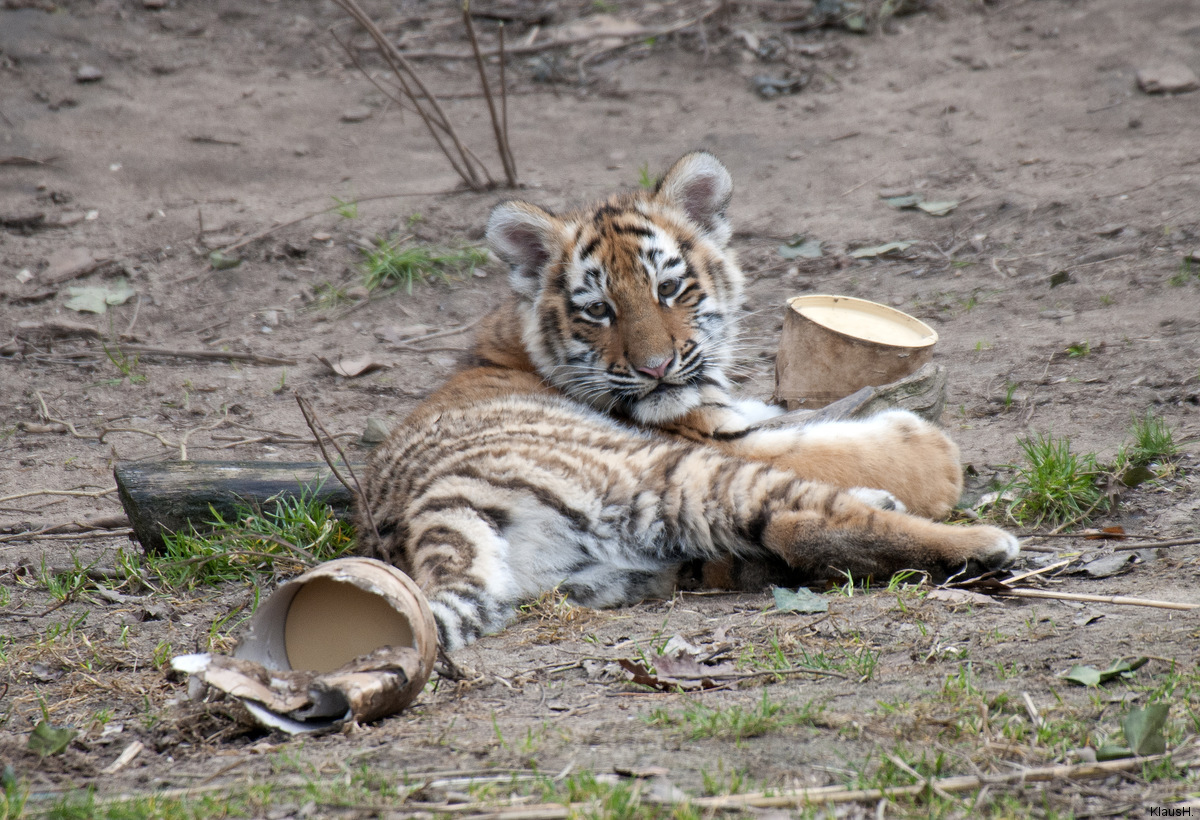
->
357, 152, 1019, 650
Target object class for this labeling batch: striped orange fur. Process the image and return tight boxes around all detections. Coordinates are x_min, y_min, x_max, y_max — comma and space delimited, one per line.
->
358, 152, 1019, 650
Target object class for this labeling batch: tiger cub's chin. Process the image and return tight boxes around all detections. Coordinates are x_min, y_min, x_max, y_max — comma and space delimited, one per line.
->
625, 383, 703, 426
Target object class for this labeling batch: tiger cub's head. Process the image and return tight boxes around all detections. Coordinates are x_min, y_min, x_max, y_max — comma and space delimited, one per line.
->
487, 151, 744, 425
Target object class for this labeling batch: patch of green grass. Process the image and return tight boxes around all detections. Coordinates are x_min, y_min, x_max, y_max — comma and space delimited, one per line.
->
1126, 410, 1179, 467
101, 342, 147, 385
1065, 340, 1091, 358
330, 195, 358, 220
360, 235, 487, 294
1002, 380, 1019, 410
644, 690, 822, 744
1169, 257, 1197, 286
122, 492, 355, 590
1004, 432, 1106, 527
636, 161, 659, 190
699, 764, 752, 797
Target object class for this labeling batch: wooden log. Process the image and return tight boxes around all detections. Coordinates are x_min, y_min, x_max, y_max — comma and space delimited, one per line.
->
114, 461, 358, 554
755, 362, 947, 428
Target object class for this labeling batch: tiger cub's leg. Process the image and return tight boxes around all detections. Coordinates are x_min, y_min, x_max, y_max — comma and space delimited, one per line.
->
712, 409, 965, 520
658, 444, 1019, 582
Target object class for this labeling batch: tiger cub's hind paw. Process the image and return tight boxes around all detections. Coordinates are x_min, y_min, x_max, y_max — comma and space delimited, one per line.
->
848, 487, 907, 513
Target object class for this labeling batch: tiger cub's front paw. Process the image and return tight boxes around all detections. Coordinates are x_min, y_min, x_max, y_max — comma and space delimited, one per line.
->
963, 525, 1021, 571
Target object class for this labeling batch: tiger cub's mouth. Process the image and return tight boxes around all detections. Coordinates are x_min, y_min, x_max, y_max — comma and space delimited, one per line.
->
620, 373, 705, 425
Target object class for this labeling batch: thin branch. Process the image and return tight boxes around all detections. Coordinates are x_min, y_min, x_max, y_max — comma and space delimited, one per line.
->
498, 23, 515, 179
99, 410, 228, 461
463, 2, 517, 187
397, 7, 722, 61
0, 529, 134, 544
35, 391, 98, 440
1113, 536, 1200, 552
329, 0, 492, 190
0, 486, 117, 505
294, 393, 380, 544
442, 752, 1196, 817
114, 345, 297, 366
995, 587, 1198, 611
1003, 560, 1071, 585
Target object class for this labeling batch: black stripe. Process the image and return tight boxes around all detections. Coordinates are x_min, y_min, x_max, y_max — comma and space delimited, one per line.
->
461, 470, 594, 533
612, 223, 653, 237
412, 496, 512, 531
580, 237, 601, 260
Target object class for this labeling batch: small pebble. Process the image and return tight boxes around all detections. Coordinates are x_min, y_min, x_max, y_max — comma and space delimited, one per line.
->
360, 417, 391, 445
1136, 64, 1199, 94
341, 106, 372, 123
75, 65, 103, 83
311, 232, 332, 242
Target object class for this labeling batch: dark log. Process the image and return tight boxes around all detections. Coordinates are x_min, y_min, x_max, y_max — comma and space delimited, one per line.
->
114, 461, 359, 554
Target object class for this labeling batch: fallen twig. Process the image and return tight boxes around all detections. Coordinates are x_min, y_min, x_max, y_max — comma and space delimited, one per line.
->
0, 155, 57, 166
1112, 537, 1200, 552
1003, 560, 1071, 585
100, 410, 229, 461
994, 587, 1198, 611
383, 317, 483, 348
442, 751, 1197, 817
397, 8, 721, 61
0, 529, 134, 544
0, 486, 117, 505
114, 345, 298, 366
35, 391, 98, 440
0, 514, 129, 544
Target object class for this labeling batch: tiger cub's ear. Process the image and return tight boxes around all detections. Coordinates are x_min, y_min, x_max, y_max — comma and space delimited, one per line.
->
487, 201, 560, 299
654, 151, 734, 248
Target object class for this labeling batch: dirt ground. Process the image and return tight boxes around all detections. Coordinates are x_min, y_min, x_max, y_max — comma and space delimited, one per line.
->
2, 0, 1200, 816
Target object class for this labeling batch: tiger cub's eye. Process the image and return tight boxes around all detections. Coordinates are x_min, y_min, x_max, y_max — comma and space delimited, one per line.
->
583, 301, 609, 319
657, 278, 682, 299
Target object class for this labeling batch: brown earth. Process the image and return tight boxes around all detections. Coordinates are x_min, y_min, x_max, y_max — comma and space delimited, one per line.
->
2, 0, 1199, 816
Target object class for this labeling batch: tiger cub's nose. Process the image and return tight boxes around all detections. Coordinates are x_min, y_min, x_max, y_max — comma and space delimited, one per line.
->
635, 357, 672, 380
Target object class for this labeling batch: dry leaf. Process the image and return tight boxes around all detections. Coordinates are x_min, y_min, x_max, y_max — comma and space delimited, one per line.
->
317, 354, 391, 378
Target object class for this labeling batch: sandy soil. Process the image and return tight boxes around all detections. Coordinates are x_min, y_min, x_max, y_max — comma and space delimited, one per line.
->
2, 0, 1199, 815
